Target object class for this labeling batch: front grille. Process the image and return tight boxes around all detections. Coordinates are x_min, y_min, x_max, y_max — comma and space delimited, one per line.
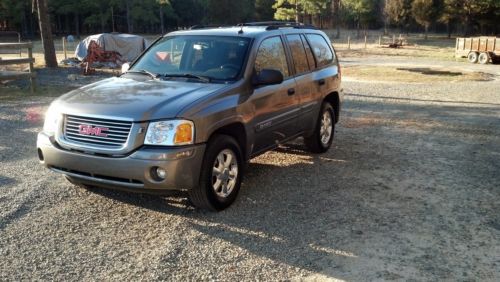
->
64, 115, 132, 148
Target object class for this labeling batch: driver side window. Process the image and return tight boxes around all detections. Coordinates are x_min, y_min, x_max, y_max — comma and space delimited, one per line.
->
254, 36, 289, 78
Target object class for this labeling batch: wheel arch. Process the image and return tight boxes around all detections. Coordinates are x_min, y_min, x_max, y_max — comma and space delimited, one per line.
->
209, 122, 248, 161
324, 91, 340, 123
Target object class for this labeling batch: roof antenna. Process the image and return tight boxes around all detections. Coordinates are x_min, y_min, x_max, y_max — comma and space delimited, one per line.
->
238, 25, 244, 34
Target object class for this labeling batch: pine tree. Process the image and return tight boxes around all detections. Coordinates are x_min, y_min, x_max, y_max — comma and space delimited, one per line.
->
412, 0, 439, 39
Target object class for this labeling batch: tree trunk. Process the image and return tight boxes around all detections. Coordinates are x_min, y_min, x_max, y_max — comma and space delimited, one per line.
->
356, 19, 360, 38
111, 6, 115, 32
333, 0, 340, 38
35, 0, 58, 68
159, 5, 164, 34
21, 5, 28, 37
74, 12, 80, 38
295, 1, 299, 23
424, 25, 428, 40
126, 0, 133, 33
57, 14, 62, 35
100, 11, 105, 33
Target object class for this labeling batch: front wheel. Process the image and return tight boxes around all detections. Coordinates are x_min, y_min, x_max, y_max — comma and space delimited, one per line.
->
188, 134, 243, 211
304, 102, 335, 153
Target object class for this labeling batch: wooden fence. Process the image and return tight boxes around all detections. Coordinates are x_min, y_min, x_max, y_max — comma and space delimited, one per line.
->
0, 42, 36, 93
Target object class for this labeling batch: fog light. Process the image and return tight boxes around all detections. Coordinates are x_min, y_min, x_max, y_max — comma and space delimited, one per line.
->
156, 168, 166, 179
151, 166, 166, 181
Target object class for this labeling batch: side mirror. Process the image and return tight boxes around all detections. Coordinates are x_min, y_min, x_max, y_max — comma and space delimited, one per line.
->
121, 62, 130, 74
252, 69, 283, 86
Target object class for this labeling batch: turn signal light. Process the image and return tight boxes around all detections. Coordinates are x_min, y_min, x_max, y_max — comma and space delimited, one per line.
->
174, 123, 193, 145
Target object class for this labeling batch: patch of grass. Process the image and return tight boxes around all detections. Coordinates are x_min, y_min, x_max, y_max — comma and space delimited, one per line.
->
343, 65, 493, 83
336, 44, 456, 61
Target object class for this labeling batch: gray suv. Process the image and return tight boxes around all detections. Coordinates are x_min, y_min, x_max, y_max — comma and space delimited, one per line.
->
37, 22, 343, 210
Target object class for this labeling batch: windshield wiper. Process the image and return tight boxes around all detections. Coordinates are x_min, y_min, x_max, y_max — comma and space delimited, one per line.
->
125, 69, 160, 80
161, 73, 211, 83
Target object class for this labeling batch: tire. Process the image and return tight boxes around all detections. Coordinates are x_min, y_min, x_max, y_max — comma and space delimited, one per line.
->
188, 134, 243, 211
467, 52, 479, 63
304, 102, 335, 153
478, 52, 490, 64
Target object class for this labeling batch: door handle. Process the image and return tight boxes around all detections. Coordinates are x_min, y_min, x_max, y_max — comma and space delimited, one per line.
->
317, 79, 326, 85
287, 88, 296, 95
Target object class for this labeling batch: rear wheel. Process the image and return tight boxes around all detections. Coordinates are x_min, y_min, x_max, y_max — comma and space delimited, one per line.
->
188, 134, 243, 211
478, 52, 490, 64
467, 52, 479, 63
304, 102, 335, 153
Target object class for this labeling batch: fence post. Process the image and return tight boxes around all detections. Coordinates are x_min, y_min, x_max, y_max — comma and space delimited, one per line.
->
392, 34, 396, 44
28, 43, 35, 94
378, 35, 382, 46
347, 36, 351, 50
364, 35, 367, 49
62, 37, 67, 60
18, 32, 22, 57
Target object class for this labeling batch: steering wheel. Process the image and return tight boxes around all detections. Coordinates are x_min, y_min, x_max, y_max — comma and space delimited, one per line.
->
220, 64, 239, 71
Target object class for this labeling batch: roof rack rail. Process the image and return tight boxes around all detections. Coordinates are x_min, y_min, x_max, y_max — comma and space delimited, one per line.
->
189, 24, 231, 30
238, 21, 318, 30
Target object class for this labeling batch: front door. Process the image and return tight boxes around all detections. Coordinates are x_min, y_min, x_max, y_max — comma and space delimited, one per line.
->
250, 36, 300, 154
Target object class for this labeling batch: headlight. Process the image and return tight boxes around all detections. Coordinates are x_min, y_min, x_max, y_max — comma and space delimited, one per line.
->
144, 120, 194, 146
43, 106, 61, 135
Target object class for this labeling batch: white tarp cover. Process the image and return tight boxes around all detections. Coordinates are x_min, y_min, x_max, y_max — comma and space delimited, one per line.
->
75, 33, 149, 62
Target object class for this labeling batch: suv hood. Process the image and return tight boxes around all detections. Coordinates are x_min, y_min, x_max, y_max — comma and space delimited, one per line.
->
55, 77, 227, 121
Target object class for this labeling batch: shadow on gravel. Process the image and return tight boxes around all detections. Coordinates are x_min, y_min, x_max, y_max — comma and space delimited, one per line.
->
0, 201, 33, 231
0, 104, 47, 164
0, 175, 17, 187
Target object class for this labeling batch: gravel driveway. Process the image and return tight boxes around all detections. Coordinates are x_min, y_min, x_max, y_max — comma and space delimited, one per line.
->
1, 57, 499, 281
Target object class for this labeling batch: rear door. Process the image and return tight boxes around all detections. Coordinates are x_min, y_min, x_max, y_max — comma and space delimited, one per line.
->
285, 34, 317, 133
303, 33, 340, 120
250, 36, 300, 154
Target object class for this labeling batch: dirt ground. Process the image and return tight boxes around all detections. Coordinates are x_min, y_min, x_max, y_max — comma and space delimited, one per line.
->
0, 50, 499, 280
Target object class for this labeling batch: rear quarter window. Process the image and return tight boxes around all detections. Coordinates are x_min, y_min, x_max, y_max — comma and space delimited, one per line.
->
305, 34, 335, 68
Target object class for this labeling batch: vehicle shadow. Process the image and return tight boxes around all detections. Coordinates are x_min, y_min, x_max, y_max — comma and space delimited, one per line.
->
86, 155, 358, 279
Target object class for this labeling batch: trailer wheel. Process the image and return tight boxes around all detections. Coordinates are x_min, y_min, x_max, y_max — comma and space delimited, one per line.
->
478, 53, 490, 64
467, 52, 479, 63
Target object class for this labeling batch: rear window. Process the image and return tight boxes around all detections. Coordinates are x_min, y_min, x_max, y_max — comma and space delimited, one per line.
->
305, 34, 334, 68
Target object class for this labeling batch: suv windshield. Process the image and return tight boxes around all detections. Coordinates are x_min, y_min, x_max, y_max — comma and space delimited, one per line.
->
130, 35, 251, 82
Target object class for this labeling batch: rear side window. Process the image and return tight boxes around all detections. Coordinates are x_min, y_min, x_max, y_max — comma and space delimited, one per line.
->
254, 36, 290, 78
301, 34, 316, 70
286, 34, 310, 75
305, 34, 334, 67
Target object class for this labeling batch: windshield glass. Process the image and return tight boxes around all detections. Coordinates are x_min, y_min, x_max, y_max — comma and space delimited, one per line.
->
130, 35, 251, 81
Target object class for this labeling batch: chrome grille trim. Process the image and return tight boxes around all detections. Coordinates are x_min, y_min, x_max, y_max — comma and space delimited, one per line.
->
63, 115, 132, 148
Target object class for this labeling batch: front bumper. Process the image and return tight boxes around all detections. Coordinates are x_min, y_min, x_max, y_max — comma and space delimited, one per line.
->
37, 132, 205, 192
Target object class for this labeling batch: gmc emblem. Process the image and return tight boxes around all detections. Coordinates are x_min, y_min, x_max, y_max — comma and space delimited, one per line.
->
78, 124, 109, 137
